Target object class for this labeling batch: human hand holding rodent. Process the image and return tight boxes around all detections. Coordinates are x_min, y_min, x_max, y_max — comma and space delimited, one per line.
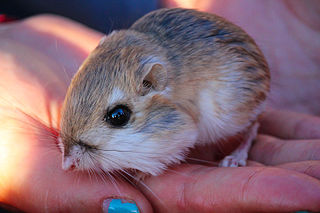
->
144, 1, 320, 211
140, 109, 320, 212
0, 5, 319, 213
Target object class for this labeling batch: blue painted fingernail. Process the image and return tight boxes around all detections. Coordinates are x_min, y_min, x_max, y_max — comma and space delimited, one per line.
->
103, 199, 140, 213
295, 211, 311, 213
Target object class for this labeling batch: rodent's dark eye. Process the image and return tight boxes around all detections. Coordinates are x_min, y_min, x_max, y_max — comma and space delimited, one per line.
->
143, 80, 152, 89
105, 105, 131, 127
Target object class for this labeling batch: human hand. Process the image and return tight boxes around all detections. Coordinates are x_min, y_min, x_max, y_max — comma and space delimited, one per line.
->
1, 8, 319, 213
0, 15, 152, 212
137, 2, 320, 211
137, 109, 320, 212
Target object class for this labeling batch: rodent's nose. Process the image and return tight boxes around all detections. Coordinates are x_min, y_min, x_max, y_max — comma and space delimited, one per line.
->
62, 155, 78, 171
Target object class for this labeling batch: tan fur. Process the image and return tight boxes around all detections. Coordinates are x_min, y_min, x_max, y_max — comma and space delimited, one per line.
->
59, 8, 270, 175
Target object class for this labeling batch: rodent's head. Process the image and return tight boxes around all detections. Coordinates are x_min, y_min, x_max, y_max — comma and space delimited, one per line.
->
59, 31, 197, 176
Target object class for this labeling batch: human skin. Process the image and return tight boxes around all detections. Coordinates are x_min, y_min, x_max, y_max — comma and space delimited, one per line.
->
0, 1, 319, 212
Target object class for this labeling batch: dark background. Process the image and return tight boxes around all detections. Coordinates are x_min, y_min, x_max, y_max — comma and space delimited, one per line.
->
1, 0, 163, 32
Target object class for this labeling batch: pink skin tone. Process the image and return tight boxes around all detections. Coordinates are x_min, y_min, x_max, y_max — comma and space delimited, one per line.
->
0, 0, 319, 212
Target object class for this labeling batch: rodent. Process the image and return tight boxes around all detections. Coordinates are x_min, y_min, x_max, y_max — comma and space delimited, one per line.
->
58, 8, 270, 176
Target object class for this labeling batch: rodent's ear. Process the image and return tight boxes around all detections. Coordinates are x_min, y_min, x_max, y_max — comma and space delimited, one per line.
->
140, 58, 167, 95
98, 31, 118, 45
98, 36, 108, 45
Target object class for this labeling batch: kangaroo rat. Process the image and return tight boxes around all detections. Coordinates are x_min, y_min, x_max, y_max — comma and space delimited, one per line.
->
59, 8, 270, 176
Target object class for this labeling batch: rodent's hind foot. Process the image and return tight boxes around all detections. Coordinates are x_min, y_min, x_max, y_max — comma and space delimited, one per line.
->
219, 122, 259, 168
219, 155, 247, 167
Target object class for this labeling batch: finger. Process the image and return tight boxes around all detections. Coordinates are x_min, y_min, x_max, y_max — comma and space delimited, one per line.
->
22, 14, 102, 54
29, 166, 152, 213
3, 151, 153, 213
12, 163, 153, 213
140, 164, 320, 213
259, 109, 320, 139
277, 161, 320, 180
0, 118, 152, 213
246, 160, 265, 167
249, 134, 320, 165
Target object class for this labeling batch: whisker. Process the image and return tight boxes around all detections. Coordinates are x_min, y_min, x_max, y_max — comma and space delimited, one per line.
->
95, 148, 167, 155
121, 169, 164, 207
184, 157, 218, 166
74, 171, 81, 187
87, 168, 92, 183
104, 169, 122, 196
0, 93, 60, 131
163, 167, 192, 178
60, 63, 72, 83
87, 152, 122, 196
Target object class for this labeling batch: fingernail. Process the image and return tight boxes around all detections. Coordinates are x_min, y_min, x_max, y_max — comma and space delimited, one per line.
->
103, 198, 140, 213
295, 211, 311, 213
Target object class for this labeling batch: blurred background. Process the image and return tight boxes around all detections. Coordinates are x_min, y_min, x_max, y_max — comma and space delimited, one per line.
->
1, 0, 162, 32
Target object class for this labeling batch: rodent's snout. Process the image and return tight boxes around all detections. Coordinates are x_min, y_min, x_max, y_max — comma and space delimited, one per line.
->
62, 154, 78, 171
60, 141, 90, 171
57, 135, 82, 171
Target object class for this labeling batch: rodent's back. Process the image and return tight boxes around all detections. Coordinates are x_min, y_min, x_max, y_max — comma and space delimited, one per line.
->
130, 8, 266, 69
131, 8, 270, 141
